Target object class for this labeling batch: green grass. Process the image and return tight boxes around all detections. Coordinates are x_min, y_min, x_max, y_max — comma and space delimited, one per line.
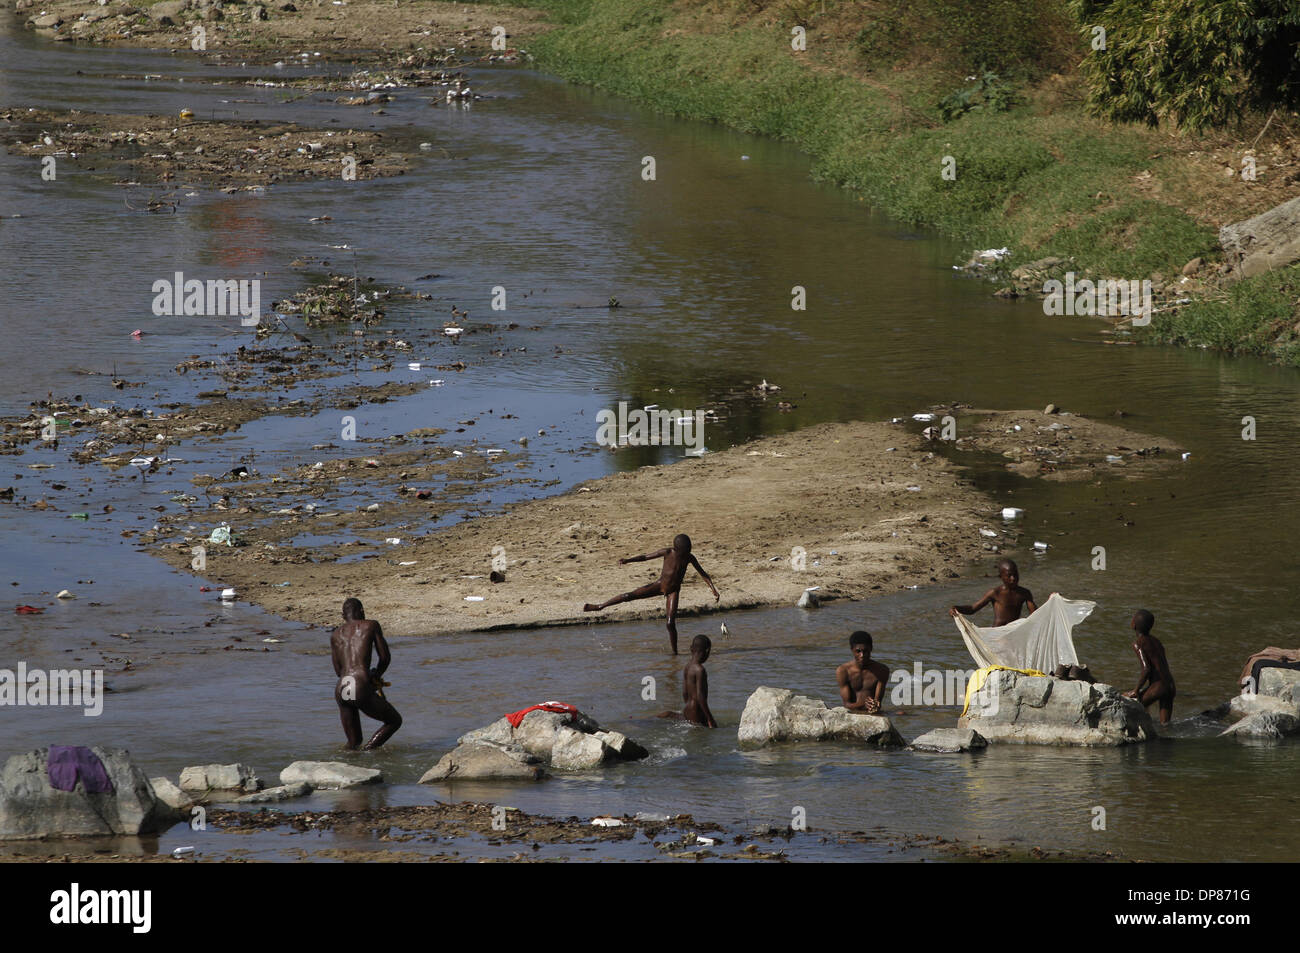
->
509, 0, 1297, 366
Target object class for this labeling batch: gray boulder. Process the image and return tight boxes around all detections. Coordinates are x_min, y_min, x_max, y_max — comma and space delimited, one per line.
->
29, 13, 62, 28
959, 670, 1155, 746
179, 763, 262, 795
279, 761, 381, 790
1227, 691, 1298, 721
424, 707, 648, 781
237, 781, 313, 803
1221, 710, 1300, 739
1258, 667, 1300, 703
737, 686, 904, 748
909, 727, 987, 753
1220, 195, 1300, 278
1, 747, 174, 839
419, 743, 545, 783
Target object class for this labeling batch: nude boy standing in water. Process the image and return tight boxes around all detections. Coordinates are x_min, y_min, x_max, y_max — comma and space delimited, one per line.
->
583, 533, 719, 654
331, 597, 402, 749
1123, 609, 1175, 725
949, 558, 1037, 626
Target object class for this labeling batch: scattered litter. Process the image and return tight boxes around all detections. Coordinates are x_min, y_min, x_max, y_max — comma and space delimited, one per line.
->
1181, 452, 1191, 461
906, 485, 921, 492
591, 817, 624, 827
68, 513, 89, 521
14, 606, 44, 614
171, 846, 195, 857
408, 362, 421, 370
364, 503, 380, 512
696, 835, 717, 846
797, 587, 820, 609
385, 537, 401, 545
464, 596, 485, 602
684, 447, 708, 457
208, 525, 235, 546
428, 379, 445, 387
262, 638, 283, 644
634, 811, 671, 823
398, 561, 417, 566
56, 590, 74, 600
1105, 454, 1123, 463
1001, 507, 1024, 519
220, 588, 237, 601
1033, 541, 1049, 552
979, 528, 998, 538
912, 413, 935, 422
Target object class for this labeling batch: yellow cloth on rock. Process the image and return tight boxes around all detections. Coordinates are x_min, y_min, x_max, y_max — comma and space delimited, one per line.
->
961, 665, 1048, 717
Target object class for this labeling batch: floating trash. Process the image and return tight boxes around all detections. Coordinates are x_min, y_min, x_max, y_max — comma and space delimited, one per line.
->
1033, 541, 1049, 552
220, 588, 237, 600
1001, 507, 1024, 519
591, 817, 623, 827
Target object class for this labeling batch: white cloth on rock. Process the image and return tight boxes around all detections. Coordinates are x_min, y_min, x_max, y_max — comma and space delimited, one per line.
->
953, 592, 1094, 673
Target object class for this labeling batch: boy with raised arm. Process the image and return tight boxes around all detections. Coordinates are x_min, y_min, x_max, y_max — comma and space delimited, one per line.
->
583, 533, 720, 654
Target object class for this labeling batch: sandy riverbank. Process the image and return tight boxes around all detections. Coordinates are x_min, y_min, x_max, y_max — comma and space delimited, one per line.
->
148, 407, 1185, 638
9, 0, 551, 63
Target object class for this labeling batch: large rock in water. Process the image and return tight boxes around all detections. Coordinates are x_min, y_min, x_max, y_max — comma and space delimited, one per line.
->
1220, 195, 1300, 278
419, 743, 546, 783
279, 761, 381, 790
421, 708, 648, 782
0, 747, 175, 839
737, 687, 904, 748
959, 670, 1155, 746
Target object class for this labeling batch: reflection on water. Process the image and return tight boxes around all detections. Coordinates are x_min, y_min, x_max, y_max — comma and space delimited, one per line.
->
1, 23, 1298, 862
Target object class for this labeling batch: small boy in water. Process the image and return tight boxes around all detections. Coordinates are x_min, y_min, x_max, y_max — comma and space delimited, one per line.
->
330, 597, 402, 749
949, 558, 1037, 627
583, 533, 720, 654
837, 631, 890, 714
1123, 609, 1175, 724
682, 634, 717, 727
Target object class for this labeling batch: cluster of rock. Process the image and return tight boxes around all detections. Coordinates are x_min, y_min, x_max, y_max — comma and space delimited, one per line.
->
960, 669, 1156, 746
170, 760, 380, 804
1218, 668, 1300, 739
420, 708, 648, 782
737, 687, 903, 748
20, 0, 291, 40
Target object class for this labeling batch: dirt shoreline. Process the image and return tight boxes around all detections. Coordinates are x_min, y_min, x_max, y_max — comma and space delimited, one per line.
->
8, 0, 551, 63
148, 407, 1185, 638
0, 801, 1131, 863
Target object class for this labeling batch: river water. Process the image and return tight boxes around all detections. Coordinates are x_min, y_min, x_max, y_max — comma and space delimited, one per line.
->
2, 22, 1298, 862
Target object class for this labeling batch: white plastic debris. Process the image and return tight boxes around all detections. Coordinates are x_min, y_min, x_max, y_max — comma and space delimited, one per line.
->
591, 817, 623, 827
56, 589, 74, 599
464, 596, 485, 602
1033, 541, 1049, 552
220, 588, 237, 600
980, 528, 998, 538
1001, 507, 1024, 519
912, 413, 935, 422
408, 362, 421, 370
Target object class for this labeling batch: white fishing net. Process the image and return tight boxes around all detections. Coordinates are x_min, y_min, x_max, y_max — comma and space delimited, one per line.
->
953, 592, 1095, 673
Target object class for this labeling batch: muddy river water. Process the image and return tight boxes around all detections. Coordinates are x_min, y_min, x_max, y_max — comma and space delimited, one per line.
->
2, 22, 1298, 862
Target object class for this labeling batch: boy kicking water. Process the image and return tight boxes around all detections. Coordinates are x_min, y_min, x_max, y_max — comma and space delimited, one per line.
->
583, 533, 719, 654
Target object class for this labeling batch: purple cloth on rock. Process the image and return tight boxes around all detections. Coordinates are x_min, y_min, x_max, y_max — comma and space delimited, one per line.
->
46, 745, 114, 794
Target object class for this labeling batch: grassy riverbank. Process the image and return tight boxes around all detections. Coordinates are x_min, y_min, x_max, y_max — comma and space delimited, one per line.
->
507, 0, 1300, 365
